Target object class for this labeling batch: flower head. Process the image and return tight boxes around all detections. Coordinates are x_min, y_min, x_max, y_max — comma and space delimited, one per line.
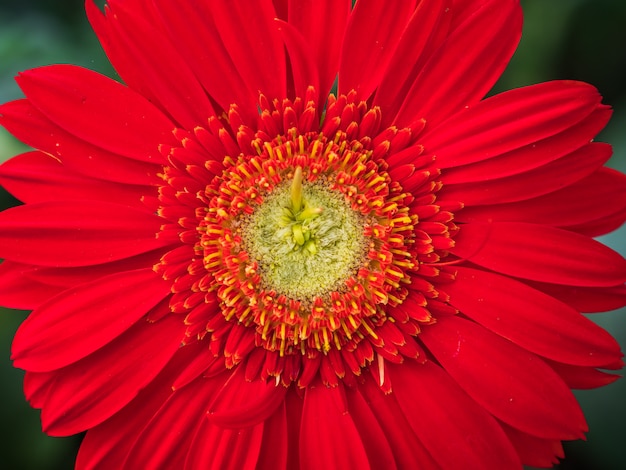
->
1, 0, 625, 468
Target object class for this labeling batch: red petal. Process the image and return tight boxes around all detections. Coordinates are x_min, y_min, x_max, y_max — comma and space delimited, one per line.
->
389, 360, 521, 468
443, 267, 622, 367
0, 151, 148, 206
456, 167, 626, 229
393, 0, 522, 127
254, 403, 289, 470
451, 222, 626, 286
500, 421, 564, 468
438, 142, 612, 205
96, 1, 216, 129
150, 0, 256, 122
207, 364, 288, 428
184, 418, 265, 470
210, 0, 286, 101
275, 20, 320, 105
0, 261, 60, 310
285, 389, 304, 470
287, 0, 350, 98
546, 360, 621, 390
172, 341, 222, 391
23, 370, 55, 409
440, 106, 611, 185
12, 268, 171, 372
420, 315, 587, 439
22, 250, 165, 290
373, 0, 452, 124
41, 314, 185, 436
345, 385, 398, 469
300, 382, 371, 470
527, 282, 626, 313
359, 375, 439, 469
0, 99, 162, 185
75, 343, 204, 470
122, 375, 225, 469
85, 0, 161, 110
16, 65, 175, 162
0, 200, 171, 267
338, 0, 417, 101
566, 210, 626, 238
423, 81, 603, 168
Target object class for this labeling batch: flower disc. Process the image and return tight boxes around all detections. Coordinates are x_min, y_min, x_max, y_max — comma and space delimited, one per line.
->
155, 95, 458, 380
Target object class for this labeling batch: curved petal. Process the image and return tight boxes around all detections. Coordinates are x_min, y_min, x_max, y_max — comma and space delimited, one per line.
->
254, 403, 289, 470
85, 0, 159, 108
75, 343, 205, 470
338, 0, 418, 101
275, 20, 320, 106
389, 360, 521, 468
437, 142, 612, 205
393, 0, 522, 127
359, 374, 439, 469
443, 267, 622, 367
451, 222, 626, 286
172, 340, 223, 391
437, 105, 611, 184
107, 2, 216, 129
500, 421, 564, 468
422, 81, 604, 169
22, 250, 166, 289
420, 315, 588, 439
41, 314, 185, 436
15, 65, 176, 162
0, 151, 148, 206
0, 200, 171, 267
91, 0, 216, 129
546, 360, 621, 390
526, 282, 626, 314
373, 0, 452, 124
184, 417, 265, 470
122, 374, 225, 470
150, 0, 256, 121
12, 268, 171, 372
207, 364, 288, 428
345, 385, 398, 469
455, 167, 626, 230
565, 209, 626, 238
285, 389, 304, 469
210, 0, 286, 101
0, 99, 162, 185
23, 370, 56, 409
0, 261, 61, 310
300, 382, 371, 470
288, 0, 350, 98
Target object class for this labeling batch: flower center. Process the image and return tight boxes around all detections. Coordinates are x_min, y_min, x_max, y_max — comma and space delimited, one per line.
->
241, 167, 366, 303
199, 131, 420, 355
153, 91, 460, 387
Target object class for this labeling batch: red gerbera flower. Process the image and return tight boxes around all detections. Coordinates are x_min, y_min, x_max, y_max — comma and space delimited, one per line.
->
1, 0, 625, 468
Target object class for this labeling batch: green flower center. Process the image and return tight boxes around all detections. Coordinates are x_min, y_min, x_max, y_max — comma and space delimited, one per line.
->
242, 167, 366, 303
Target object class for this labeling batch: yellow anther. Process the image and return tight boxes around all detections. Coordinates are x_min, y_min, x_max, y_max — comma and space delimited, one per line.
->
292, 224, 305, 245
296, 205, 323, 221
304, 240, 317, 254
291, 166, 303, 213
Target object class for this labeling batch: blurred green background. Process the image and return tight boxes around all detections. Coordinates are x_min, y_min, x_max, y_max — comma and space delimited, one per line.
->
0, 0, 625, 468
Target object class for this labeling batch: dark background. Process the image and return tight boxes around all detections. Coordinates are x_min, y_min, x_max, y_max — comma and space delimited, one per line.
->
0, 1, 625, 468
